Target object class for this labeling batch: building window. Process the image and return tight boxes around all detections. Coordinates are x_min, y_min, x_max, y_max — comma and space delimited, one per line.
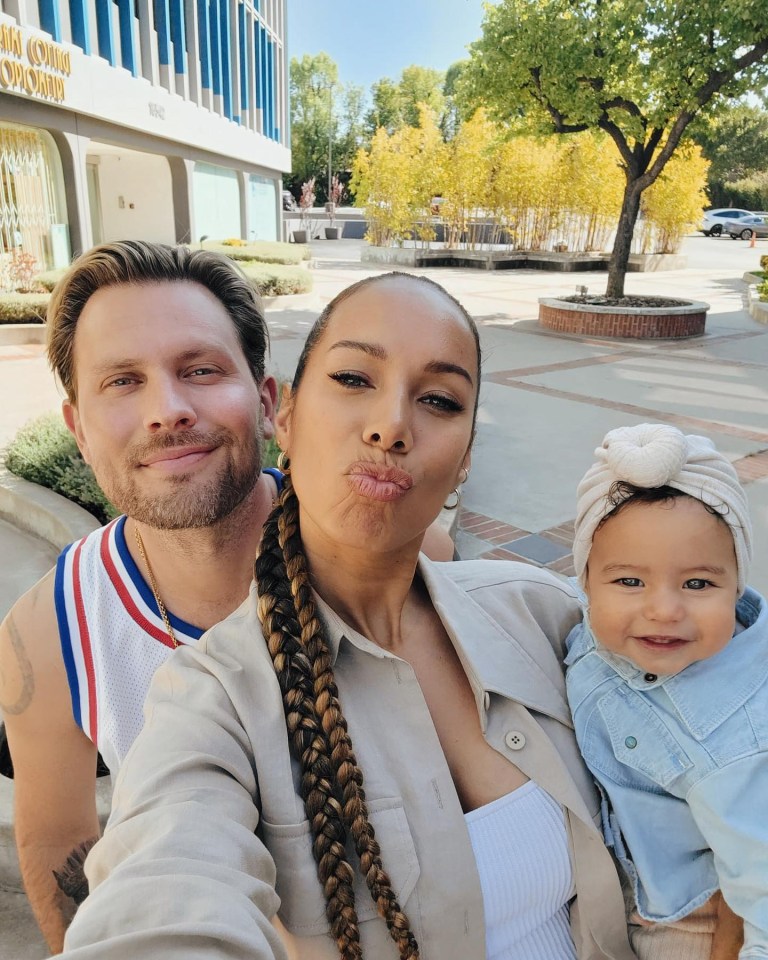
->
0, 123, 67, 270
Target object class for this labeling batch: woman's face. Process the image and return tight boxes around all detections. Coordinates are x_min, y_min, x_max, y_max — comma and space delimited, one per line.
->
276, 276, 478, 554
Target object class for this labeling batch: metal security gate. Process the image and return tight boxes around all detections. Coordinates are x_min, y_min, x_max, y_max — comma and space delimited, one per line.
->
0, 125, 59, 269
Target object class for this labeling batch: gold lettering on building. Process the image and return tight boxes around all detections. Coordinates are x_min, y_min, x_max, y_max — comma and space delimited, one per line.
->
0, 23, 23, 58
0, 22, 70, 102
27, 36, 71, 76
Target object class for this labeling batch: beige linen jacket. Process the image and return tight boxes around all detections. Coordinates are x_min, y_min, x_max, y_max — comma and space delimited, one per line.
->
63, 559, 636, 960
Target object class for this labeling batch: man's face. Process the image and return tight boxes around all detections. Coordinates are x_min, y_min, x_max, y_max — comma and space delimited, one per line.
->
63, 281, 274, 529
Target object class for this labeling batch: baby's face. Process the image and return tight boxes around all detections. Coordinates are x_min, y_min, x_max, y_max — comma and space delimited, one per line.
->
585, 497, 739, 676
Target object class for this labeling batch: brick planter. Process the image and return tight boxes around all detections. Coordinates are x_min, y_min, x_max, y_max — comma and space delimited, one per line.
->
538, 297, 710, 339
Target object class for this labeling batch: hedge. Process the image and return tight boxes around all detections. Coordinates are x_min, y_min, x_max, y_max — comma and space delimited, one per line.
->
4, 413, 118, 524
4, 413, 282, 524
240, 262, 312, 296
0, 292, 50, 323
202, 239, 310, 265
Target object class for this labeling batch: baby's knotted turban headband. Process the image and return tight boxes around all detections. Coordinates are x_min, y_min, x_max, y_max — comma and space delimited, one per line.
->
572, 423, 753, 594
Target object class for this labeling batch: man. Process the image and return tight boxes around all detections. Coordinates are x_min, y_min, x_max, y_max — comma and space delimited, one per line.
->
0, 240, 454, 952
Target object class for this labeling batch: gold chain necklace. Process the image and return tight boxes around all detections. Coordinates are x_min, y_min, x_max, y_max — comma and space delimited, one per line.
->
133, 525, 179, 648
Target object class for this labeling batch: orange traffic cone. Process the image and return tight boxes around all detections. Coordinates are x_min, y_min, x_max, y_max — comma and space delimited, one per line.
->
750, 230, 757, 248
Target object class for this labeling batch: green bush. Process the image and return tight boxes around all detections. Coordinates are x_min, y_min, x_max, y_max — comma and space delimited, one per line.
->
758, 279, 768, 303
201, 239, 310, 265
35, 269, 66, 292
0, 292, 49, 323
4, 414, 118, 524
240, 262, 312, 296
4, 413, 283, 526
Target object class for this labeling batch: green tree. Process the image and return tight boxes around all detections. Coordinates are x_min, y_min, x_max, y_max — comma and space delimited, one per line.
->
365, 78, 404, 137
288, 53, 364, 202
692, 101, 768, 205
464, 0, 768, 297
398, 65, 446, 128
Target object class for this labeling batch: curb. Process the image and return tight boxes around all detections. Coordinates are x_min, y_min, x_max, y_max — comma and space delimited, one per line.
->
0, 324, 46, 346
0, 468, 100, 550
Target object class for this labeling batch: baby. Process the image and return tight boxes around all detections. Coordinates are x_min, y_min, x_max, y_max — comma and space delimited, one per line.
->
564, 423, 766, 960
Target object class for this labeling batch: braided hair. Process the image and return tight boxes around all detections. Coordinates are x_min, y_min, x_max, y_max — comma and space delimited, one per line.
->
255, 273, 481, 958
255, 475, 419, 960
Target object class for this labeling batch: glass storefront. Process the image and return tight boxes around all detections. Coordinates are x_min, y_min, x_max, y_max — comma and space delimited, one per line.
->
0, 121, 68, 270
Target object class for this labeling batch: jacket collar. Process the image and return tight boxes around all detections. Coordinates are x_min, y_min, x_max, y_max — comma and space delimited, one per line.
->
590, 587, 768, 740
314, 556, 573, 730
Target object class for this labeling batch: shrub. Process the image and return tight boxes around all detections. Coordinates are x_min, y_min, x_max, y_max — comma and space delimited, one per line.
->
4, 413, 118, 524
35, 269, 66, 292
760, 255, 768, 271
239, 262, 312, 296
758, 279, 768, 303
0, 292, 50, 323
201, 239, 309, 265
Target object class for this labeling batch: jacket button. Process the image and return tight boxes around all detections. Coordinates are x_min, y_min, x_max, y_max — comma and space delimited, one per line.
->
505, 731, 526, 750
644, 673, 657, 682
625, 736, 638, 749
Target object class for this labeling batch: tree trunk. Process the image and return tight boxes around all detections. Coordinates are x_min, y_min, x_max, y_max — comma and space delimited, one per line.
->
606, 180, 643, 298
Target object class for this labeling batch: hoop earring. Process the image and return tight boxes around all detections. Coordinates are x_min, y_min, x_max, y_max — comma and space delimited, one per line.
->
443, 486, 461, 511
276, 451, 291, 473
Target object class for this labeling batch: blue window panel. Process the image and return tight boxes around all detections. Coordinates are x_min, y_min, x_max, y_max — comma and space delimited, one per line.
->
197, 0, 211, 89
169, 0, 187, 74
116, 0, 137, 75
39, 0, 61, 40
69, 0, 91, 53
218, 0, 233, 119
209, 0, 222, 96
258, 22, 266, 122
267, 38, 275, 140
238, 2, 248, 113
95, 0, 116, 63
154, 0, 171, 66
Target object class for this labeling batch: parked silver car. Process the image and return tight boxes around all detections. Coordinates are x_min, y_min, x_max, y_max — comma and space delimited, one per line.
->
724, 215, 768, 240
699, 207, 754, 237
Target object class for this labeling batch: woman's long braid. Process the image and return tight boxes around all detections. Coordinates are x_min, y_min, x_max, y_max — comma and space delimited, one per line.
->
255, 495, 362, 960
271, 476, 420, 960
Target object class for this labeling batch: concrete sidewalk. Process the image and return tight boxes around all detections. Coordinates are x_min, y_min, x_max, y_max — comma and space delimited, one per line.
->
1, 234, 767, 956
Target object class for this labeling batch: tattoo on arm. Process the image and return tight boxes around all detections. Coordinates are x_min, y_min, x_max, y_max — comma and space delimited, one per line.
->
0, 614, 34, 715
53, 837, 98, 906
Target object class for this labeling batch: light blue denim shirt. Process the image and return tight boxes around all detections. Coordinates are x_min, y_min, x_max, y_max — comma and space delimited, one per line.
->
565, 587, 768, 959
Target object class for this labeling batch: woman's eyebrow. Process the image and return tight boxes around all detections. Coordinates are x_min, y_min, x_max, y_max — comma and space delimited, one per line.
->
328, 339, 387, 359
424, 360, 473, 385
328, 341, 473, 384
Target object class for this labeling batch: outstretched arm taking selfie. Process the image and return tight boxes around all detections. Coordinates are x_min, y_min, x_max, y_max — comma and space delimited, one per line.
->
1, 573, 100, 953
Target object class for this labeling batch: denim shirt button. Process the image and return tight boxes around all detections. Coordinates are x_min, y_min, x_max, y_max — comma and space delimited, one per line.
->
625, 736, 638, 749
644, 673, 658, 683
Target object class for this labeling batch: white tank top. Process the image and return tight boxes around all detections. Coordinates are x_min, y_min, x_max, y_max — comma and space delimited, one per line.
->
54, 515, 203, 774
465, 781, 577, 960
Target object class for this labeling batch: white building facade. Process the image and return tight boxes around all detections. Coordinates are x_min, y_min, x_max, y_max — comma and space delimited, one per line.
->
0, 0, 289, 270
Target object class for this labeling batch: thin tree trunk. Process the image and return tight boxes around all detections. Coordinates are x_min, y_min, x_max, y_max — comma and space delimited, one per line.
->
607, 180, 643, 298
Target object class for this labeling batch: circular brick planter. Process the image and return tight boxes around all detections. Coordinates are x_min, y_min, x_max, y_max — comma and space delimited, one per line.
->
538, 297, 710, 339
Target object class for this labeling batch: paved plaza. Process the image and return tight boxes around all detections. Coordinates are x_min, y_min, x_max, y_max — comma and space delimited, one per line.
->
1, 234, 768, 956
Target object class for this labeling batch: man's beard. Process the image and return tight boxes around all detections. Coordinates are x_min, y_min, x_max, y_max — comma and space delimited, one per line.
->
96, 427, 263, 530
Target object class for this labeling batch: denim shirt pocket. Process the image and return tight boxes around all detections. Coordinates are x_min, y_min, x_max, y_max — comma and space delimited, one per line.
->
596, 685, 693, 788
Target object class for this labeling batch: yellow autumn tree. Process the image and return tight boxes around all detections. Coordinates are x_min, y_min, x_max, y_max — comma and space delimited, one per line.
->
491, 136, 565, 250
640, 143, 709, 253
441, 109, 497, 248
351, 107, 446, 247
556, 133, 624, 251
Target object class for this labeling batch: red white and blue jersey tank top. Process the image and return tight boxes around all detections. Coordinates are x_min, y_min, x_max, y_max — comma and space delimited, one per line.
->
54, 515, 204, 774
54, 469, 282, 773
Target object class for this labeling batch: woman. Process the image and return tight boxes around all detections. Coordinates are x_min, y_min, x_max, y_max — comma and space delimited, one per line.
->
61, 273, 634, 960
